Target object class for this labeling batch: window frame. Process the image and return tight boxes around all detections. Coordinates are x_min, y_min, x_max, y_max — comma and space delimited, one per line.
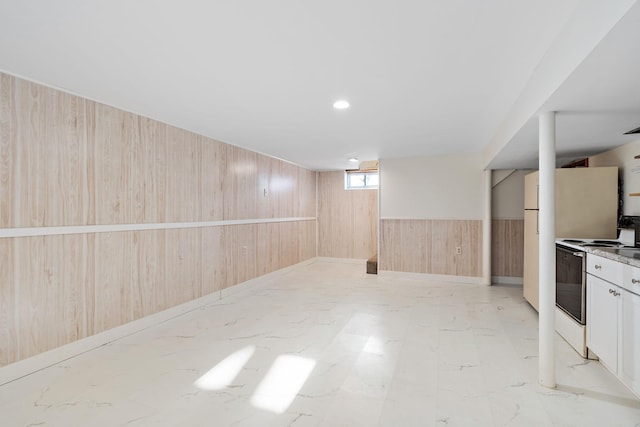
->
344, 170, 379, 190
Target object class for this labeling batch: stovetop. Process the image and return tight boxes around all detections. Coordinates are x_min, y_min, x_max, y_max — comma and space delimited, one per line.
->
557, 238, 635, 251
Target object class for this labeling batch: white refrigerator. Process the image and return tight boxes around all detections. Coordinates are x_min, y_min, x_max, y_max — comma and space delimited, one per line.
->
523, 166, 619, 311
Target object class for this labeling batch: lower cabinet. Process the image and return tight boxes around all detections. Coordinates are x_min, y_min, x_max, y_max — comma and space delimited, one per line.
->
621, 289, 640, 394
586, 254, 640, 398
586, 275, 619, 373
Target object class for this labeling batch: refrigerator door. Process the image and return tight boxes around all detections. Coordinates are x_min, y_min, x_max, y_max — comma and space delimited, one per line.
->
523, 167, 617, 237
524, 171, 539, 210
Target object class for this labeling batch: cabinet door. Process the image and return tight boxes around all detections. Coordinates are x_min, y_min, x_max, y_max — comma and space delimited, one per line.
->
555, 167, 618, 238
621, 289, 640, 395
587, 275, 619, 373
523, 210, 539, 311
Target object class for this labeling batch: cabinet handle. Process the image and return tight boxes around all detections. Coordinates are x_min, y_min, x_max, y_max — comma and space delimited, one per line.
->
595, 265, 602, 270
613, 290, 621, 297
632, 278, 640, 284
609, 288, 614, 294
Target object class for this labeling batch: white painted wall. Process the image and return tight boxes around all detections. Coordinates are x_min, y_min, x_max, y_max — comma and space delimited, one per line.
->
380, 154, 484, 220
492, 170, 530, 219
590, 138, 640, 215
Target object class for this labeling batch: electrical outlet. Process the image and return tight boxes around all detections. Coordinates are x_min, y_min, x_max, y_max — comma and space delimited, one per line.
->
242, 246, 248, 256
455, 247, 462, 255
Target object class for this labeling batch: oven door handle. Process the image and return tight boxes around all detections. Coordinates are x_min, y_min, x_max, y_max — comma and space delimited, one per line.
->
572, 252, 585, 258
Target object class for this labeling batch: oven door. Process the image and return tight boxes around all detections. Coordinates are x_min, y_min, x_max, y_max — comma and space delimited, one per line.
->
556, 244, 586, 324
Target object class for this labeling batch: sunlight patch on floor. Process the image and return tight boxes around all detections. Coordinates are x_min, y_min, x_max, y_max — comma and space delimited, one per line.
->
194, 345, 255, 390
251, 355, 316, 414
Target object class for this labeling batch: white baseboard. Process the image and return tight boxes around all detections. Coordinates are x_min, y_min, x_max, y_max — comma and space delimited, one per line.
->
219, 257, 316, 299
315, 257, 367, 265
492, 276, 524, 286
378, 270, 484, 285
0, 258, 315, 386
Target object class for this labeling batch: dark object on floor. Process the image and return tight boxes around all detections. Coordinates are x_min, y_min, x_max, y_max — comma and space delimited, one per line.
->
367, 254, 378, 275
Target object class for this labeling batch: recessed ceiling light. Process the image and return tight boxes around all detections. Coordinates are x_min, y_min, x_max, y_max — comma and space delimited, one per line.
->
348, 157, 359, 163
333, 100, 350, 110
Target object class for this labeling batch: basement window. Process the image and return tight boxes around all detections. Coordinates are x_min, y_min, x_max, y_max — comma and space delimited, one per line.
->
345, 171, 379, 190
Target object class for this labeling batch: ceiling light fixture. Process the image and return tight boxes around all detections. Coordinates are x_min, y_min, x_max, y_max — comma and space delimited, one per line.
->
348, 157, 359, 163
333, 100, 350, 110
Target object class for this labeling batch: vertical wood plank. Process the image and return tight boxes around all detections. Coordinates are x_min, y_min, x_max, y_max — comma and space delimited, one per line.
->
0, 74, 16, 228
132, 117, 167, 223
201, 138, 225, 221
317, 171, 337, 257
235, 224, 257, 284
255, 223, 268, 275
223, 146, 258, 220
222, 145, 236, 220
300, 169, 317, 218
236, 148, 257, 220
14, 235, 86, 360
14, 78, 45, 226
451, 220, 482, 277
492, 219, 524, 277
84, 233, 96, 337
42, 85, 87, 226
379, 219, 394, 271
430, 220, 452, 275
131, 229, 166, 318
354, 186, 378, 259
92, 232, 132, 334
201, 226, 225, 296
87, 102, 138, 224
256, 222, 279, 275
165, 128, 201, 222
279, 161, 296, 218
277, 222, 295, 270
222, 225, 238, 289
297, 221, 307, 263
0, 238, 16, 366
164, 228, 201, 306
298, 220, 316, 262
405, 220, 428, 273
256, 154, 272, 218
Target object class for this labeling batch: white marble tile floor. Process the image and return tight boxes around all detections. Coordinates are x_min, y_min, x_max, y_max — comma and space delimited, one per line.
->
1, 260, 640, 426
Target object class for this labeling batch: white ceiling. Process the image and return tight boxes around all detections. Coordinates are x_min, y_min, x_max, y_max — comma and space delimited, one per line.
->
1, 1, 638, 171
488, 0, 640, 169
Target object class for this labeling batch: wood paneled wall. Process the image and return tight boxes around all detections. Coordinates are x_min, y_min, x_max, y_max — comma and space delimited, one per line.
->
0, 73, 317, 367
379, 219, 482, 277
491, 219, 524, 278
317, 171, 378, 259
0, 76, 316, 227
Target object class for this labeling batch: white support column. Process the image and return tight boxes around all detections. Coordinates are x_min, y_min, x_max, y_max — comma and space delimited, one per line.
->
483, 169, 492, 285
539, 111, 556, 388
